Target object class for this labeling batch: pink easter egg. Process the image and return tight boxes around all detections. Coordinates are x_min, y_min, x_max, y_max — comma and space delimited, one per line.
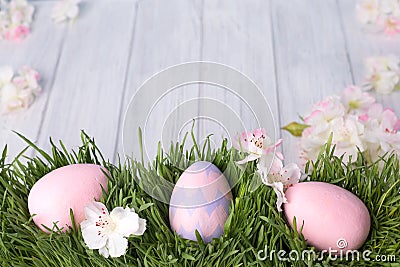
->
28, 164, 108, 233
169, 161, 232, 243
284, 182, 370, 252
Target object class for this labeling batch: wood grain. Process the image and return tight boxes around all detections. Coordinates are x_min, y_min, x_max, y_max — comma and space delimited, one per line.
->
115, 0, 202, 162
271, 0, 354, 164
338, 0, 400, 114
200, 0, 279, 153
37, 0, 137, 161
1, 0, 400, 165
0, 1, 65, 161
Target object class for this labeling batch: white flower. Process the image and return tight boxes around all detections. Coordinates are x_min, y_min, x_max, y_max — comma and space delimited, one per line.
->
81, 202, 146, 258
329, 116, 365, 162
0, 66, 41, 114
304, 96, 346, 125
362, 103, 400, 162
233, 128, 282, 164
380, 0, 400, 15
52, 0, 81, 24
364, 55, 400, 94
300, 116, 365, 164
0, 66, 14, 86
0, 0, 34, 41
341, 85, 375, 113
356, 0, 380, 24
257, 157, 301, 212
299, 121, 332, 163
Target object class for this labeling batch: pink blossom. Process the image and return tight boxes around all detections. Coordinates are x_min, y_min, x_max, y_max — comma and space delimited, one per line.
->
341, 85, 375, 112
0, 65, 41, 114
382, 17, 400, 35
0, 0, 34, 41
304, 96, 345, 125
257, 159, 301, 211
233, 128, 282, 164
4, 25, 29, 41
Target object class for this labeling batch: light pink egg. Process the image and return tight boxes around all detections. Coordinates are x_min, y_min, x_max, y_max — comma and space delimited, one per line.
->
28, 164, 108, 233
284, 182, 370, 252
169, 161, 232, 243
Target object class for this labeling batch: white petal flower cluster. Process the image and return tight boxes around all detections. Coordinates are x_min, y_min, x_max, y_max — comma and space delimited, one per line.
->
0, 66, 41, 114
0, 0, 34, 41
357, 0, 400, 35
363, 55, 400, 94
233, 128, 301, 212
299, 86, 400, 166
52, 0, 81, 24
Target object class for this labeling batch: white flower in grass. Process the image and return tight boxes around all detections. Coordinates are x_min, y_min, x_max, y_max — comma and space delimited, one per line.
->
52, 0, 81, 24
300, 116, 365, 164
232, 128, 282, 164
364, 55, 400, 94
81, 202, 146, 258
257, 154, 301, 212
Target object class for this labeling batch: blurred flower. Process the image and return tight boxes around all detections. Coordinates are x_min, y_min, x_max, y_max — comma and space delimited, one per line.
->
356, 0, 379, 24
0, 0, 34, 41
0, 66, 41, 114
356, 0, 400, 35
382, 16, 400, 35
81, 202, 146, 258
364, 56, 400, 94
52, 0, 81, 24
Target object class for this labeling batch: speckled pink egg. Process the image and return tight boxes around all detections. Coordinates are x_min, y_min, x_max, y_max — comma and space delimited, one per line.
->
169, 161, 232, 243
28, 164, 108, 233
284, 182, 370, 252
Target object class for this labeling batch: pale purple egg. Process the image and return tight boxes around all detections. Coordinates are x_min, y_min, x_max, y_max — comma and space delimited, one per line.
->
28, 164, 108, 233
169, 161, 232, 243
284, 182, 370, 252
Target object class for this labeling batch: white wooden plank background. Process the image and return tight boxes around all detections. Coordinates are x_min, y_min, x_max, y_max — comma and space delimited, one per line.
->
1, 0, 400, 166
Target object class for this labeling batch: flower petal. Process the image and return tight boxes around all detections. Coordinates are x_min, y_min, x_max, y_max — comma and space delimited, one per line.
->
111, 207, 144, 237
236, 153, 260, 164
0, 66, 14, 83
107, 233, 128, 258
81, 224, 107, 250
280, 163, 301, 187
84, 201, 110, 222
271, 182, 287, 212
98, 245, 110, 258
133, 218, 147, 236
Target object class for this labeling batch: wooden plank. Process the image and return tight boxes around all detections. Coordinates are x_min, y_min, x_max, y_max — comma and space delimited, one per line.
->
271, 0, 353, 164
200, 0, 280, 154
0, 1, 65, 161
338, 0, 400, 114
115, 0, 203, 162
37, 0, 137, 161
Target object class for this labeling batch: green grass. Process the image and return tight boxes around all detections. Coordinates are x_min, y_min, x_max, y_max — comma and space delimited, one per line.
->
0, 131, 399, 267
